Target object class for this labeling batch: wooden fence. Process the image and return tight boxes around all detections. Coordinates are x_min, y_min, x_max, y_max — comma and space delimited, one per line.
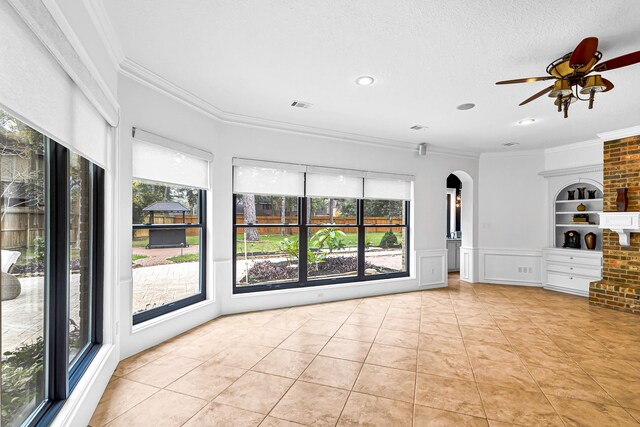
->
131, 214, 403, 241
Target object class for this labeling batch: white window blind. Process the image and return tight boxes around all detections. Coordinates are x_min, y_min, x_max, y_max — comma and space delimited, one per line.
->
364, 172, 413, 200
233, 159, 305, 197
132, 128, 212, 190
0, 1, 109, 167
305, 166, 364, 199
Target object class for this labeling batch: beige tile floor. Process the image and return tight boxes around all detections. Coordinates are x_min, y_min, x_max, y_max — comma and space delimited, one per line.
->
91, 274, 640, 426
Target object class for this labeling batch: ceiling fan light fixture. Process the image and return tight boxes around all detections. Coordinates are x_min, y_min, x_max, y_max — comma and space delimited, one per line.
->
554, 94, 577, 106
549, 80, 572, 98
579, 75, 607, 94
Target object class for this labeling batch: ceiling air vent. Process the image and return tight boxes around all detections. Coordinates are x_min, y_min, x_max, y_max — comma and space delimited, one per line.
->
410, 125, 428, 130
502, 142, 520, 147
291, 101, 313, 109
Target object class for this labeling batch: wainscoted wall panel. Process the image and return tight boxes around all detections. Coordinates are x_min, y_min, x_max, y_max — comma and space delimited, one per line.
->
417, 249, 447, 287
460, 247, 478, 282
479, 248, 542, 286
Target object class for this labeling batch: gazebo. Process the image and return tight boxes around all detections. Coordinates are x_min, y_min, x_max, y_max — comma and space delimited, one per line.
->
142, 201, 189, 249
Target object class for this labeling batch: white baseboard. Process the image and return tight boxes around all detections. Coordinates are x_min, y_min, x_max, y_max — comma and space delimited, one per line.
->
543, 284, 589, 297
51, 344, 118, 427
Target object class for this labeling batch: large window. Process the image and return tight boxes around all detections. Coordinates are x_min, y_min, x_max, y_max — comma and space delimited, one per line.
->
131, 130, 211, 324
1, 110, 103, 427
232, 160, 411, 293
132, 181, 206, 323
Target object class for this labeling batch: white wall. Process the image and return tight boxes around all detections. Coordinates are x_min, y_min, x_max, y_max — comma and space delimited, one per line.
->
477, 151, 547, 285
117, 73, 480, 357
545, 139, 603, 170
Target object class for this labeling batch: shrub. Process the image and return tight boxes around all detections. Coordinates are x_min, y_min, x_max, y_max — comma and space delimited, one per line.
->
2, 337, 44, 426
33, 236, 45, 264
247, 261, 298, 283
379, 231, 398, 248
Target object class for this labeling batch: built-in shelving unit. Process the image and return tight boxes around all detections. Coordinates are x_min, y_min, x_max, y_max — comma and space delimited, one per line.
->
554, 183, 603, 251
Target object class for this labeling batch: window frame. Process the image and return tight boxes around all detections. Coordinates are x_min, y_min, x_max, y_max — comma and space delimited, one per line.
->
232, 195, 410, 294
18, 139, 104, 427
131, 187, 207, 325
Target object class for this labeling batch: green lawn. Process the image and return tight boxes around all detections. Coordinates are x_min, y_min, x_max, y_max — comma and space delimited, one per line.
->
167, 253, 200, 263
235, 232, 394, 254
132, 231, 399, 255
132, 254, 148, 262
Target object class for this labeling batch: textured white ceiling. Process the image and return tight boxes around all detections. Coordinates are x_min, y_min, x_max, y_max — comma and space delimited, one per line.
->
103, 0, 640, 152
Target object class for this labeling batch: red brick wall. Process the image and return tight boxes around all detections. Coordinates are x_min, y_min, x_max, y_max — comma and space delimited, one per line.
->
590, 135, 640, 313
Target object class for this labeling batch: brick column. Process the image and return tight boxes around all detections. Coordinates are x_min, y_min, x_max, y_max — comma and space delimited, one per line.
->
589, 135, 640, 313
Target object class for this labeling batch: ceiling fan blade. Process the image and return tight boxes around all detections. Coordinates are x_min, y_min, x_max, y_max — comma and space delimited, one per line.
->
602, 77, 614, 92
496, 76, 554, 85
519, 85, 554, 106
569, 37, 599, 68
594, 51, 640, 72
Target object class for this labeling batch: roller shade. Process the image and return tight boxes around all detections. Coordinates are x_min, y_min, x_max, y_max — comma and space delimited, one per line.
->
305, 166, 364, 199
132, 128, 212, 190
233, 159, 305, 197
0, 1, 109, 167
364, 172, 413, 200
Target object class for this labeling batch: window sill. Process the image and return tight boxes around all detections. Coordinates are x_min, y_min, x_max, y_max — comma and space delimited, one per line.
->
131, 298, 217, 334
231, 274, 416, 298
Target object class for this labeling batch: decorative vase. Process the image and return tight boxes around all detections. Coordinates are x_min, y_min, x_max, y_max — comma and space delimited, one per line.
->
577, 187, 587, 199
567, 190, 576, 200
585, 232, 597, 250
577, 203, 586, 212
588, 190, 597, 199
616, 188, 629, 212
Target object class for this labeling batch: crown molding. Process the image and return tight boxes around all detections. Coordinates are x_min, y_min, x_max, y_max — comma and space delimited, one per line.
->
538, 163, 603, 178
81, 0, 125, 70
597, 125, 640, 142
122, 58, 482, 157
480, 149, 542, 159
544, 138, 602, 154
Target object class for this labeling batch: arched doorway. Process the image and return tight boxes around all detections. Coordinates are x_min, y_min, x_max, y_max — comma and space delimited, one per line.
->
446, 170, 475, 282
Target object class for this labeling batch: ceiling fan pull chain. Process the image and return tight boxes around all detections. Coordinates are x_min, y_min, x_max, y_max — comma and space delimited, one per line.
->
563, 99, 570, 118
557, 95, 562, 112
589, 91, 595, 109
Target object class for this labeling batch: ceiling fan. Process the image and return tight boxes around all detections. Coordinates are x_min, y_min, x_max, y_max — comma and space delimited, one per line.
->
496, 37, 640, 118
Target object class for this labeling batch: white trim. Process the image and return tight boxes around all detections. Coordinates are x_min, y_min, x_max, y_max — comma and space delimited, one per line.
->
81, 0, 125, 70
132, 127, 214, 162
232, 158, 307, 173
131, 299, 218, 334
8, 0, 118, 126
543, 284, 589, 297
480, 149, 543, 159
597, 125, 640, 142
120, 59, 480, 157
50, 345, 118, 427
365, 171, 415, 181
416, 249, 448, 287
42, 0, 119, 115
306, 166, 366, 178
478, 248, 543, 286
538, 163, 604, 178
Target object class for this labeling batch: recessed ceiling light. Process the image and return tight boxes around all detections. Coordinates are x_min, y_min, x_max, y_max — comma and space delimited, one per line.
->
517, 118, 536, 126
456, 103, 475, 110
502, 142, 520, 147
355, 76, 375, 86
